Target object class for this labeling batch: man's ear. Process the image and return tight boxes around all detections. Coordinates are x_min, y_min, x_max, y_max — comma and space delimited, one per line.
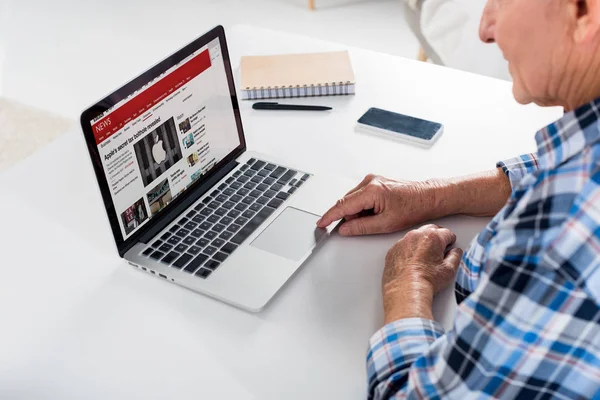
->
573, 0, 600, 43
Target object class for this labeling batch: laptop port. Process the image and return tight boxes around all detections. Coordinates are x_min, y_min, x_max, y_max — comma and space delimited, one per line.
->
159, 274, 167, 279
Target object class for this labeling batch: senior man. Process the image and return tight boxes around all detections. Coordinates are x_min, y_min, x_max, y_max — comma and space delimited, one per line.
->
317, 0, 600, 398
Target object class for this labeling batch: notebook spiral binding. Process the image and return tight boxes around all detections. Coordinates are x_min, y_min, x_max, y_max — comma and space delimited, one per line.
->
241, 82, 356, 100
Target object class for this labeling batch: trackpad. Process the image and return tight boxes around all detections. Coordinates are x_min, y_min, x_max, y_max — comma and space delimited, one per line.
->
251, 207, 326, 261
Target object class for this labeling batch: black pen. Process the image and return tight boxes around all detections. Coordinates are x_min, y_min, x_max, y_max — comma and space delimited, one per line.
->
252, 102, 332, 111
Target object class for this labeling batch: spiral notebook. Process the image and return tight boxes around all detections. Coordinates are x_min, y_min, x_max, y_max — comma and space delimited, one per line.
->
240, 51, 356, 100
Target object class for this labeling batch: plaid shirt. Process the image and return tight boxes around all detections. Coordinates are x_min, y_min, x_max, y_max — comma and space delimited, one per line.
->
367, 98, 600, 399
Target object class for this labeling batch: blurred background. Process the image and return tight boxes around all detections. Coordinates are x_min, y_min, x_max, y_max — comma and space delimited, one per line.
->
0, 0, 507, 171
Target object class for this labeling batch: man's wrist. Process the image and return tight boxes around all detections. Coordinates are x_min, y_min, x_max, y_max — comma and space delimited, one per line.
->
383, 279, 435, 324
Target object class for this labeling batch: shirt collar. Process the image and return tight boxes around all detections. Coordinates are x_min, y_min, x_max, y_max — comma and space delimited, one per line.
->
535, 97, 600, 170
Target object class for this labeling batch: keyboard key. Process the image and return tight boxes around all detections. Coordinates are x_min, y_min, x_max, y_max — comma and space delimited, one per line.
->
218, 183, 227, 191
216, 194, 228, 202
271, 183, 283, 192
194, 203, 204, 211
235, 217, 249, 225
191, 229, 205, 238
296, 180, 304, 187
264, 163, 276, 171
160, 232, 172, 241
167, 236, 182, 245
142, 247, 153, 256
223, 201, 236, 209
235, 203, 248, 211
203, 246, 218, 256
244, 170, 256, 177
251, 160, 266, 170
301, 174, 310, 181
257, 183, 269, 191
264, 190, 277, 198
223, 188, 235, 196
240, 164, 249, 171
212, 224, 226, 233
202, 197, 212, 204
211, 190, 220, 197
249, 190, 262, 198
184, 254, 209, 273
227, 209, 241, 218
231, 182, 242, 189
242, 197, 254, 204
268, 198, 284, 209
251, 176, 262, 184
220, 216, 233, 225
186, 210, 197, 218
243, 182, 256, 190
227, 224, 241, 233
200, 208, 213, 216
169, 225, 180, 233
242, 210, 256, 219
212, 238, 226, 248
204, 231, 217, 240
213, 252, 229, 262
233, 171, 241, 177
184, 222, 198, 230
192, 215, 205, 224
257, 196, 269, 205
289, 179, 297, 187
173, 254, 193, 269
161, 251, 178, 264
278, 169, 297, 184
188, 246, 202, 255
176, 228, 190, 237
219, 229, 235, 240
183, 236, 196, 246
247, 158, 256, 165
257, 169, 269, 177
208, 215, 220, 223
263, 177, 275, 185
204, 260, 221, 270
237, 176, 250, 183
249, 203, 262, 212
209, 201, 221, 209
230, 194, 243, 203
288, 187, 297, 194
276, 192, 291, 201
175, 244, 188, 253
270, 167, 286, 178
152, 239, 163, 248
200, 222, 212, 230
236, 188, 250, 196
222, 242, 238, 254
226, 177, 234, 184
232, 207, 275, 245
215, 208, 227, 216
159, 243, 173, 252
179, 217, 189, 225
195, 268, 212, 279
197, 238, 210, 247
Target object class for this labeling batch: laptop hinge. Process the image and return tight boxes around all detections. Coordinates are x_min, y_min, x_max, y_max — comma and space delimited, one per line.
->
134, 159, 239, 249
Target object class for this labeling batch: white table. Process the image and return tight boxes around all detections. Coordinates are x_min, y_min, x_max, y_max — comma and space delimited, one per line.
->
0, 26, 562, 399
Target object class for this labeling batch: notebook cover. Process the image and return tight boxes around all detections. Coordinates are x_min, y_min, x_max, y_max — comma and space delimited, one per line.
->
240, 51, 355, 89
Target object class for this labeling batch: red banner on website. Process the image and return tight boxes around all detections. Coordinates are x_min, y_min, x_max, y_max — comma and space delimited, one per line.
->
92, 50, 211, 145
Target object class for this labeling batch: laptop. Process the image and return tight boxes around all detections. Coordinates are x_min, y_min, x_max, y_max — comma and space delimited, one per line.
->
80, 25, 352, 311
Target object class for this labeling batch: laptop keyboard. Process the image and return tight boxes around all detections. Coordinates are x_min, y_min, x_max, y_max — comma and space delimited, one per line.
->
140, 158, 310, 279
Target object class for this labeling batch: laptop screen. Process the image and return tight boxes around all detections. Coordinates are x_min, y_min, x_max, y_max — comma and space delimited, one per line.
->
89, 37, 241, 239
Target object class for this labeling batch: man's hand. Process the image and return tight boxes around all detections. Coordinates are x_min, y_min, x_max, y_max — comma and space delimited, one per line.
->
382, 224, 463, 324
316, 174, 440, 236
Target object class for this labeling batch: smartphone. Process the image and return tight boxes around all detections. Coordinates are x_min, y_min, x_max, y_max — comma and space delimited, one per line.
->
356, 107, 443, 147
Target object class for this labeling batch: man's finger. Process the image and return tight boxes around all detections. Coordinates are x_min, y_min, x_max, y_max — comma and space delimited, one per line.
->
344, 174, 375, 196
338, 214, 388, 236
317, 189, 374, 228
433, 227, 457, 249
444, 248, 464, 269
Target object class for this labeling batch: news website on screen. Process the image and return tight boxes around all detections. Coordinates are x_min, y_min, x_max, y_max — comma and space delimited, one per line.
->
90, 38, 240, 239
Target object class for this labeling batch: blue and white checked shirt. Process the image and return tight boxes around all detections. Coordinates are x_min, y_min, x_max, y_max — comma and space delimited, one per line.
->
367, 98, 600, 399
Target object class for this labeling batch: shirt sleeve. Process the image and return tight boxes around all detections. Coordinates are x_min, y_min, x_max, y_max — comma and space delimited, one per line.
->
496, 153, 539, 190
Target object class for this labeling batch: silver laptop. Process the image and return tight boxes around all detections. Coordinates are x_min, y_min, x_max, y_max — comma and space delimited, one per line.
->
80, 26, 351, 311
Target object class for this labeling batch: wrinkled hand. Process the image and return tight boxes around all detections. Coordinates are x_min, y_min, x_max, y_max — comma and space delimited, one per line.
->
317, 174, 440, 236
382, 224, 463, 322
